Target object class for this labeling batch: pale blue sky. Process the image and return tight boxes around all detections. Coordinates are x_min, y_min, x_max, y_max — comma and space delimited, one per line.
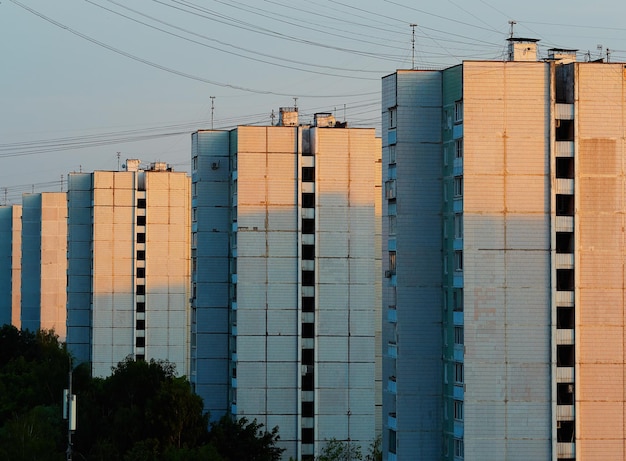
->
1, 0, 625, 202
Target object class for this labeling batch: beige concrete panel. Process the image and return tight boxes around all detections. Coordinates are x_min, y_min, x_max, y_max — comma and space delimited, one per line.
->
504, 175, 548, 213
580, 326, 624, 364
169, 206, 188, 228
168, 173, 190, 190
578, 401, 624, 436
579, 289, 624, 324
237, 126, 267, 152
579, 252, 624, 287
167, 241, 188, 258
267, 180, 296, 205
113, 171, 134, 189
238, 181, 267, 206
147, 207, 169, 224
147, 188, 170, 206
94, 171, 114, 189
92, 275, 113, 293
579, 363, 624, 401
237, 152, 268, 181
267, 127, 297, 154
111, 275, 132, 292
464, 174, 504, 213
579, 138, 618, 175
112, 223, 132, 242
578, 214, 623, 249
579, 176, 623, 212
578, 440, 624, 461
94, 221, 113, 241
113, 188, 134, 207
112, 205, 133, 224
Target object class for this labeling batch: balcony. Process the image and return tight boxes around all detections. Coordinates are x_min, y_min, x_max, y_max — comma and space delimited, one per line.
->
387, 342, 398, 358
387, 306, 397, 323
387, 376, 397, 394
388, 413, 397, 430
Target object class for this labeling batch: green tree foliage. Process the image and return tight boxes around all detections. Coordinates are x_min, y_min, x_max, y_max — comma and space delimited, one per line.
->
316, 436, 382, 461
209, 415, 285, 461
0, 327, 286, 460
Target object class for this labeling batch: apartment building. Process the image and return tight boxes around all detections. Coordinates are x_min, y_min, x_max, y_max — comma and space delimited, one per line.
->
21, 193, 67, 339
0, 205, 21, 328
66, 161, 191, 377
382, 39, 626, 460
191, 111, 381, 460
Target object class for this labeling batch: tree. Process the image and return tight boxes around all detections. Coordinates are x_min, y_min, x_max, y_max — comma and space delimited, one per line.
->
316, 437, 382, 461
209, 415, 285, 461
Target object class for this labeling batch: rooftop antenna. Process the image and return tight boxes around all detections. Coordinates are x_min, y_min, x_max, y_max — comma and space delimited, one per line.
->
508, 20, 516, 38
270, 109, 276, 126
344, 103, 346, 122
210, 96, 216, 129
410, 24, 417, 69
117, 152, 121, 171
293, 97, 298, 109
60, 174, 64, 192
3, 187, 7, 205
606, 48, 611, 62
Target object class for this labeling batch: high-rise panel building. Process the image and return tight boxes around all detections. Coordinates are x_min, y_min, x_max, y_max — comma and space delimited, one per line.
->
66, 161, 191, 377
191, 111, 381, 460
21, 193, 67, 339
0, 205, 22, 328
382, 41, 626, 460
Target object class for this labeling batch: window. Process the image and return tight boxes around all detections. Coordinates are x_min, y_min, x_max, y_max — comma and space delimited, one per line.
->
136, 354, 145, 361
389, 251, 396, 275
302, 244, 315, 260
302, 401, 314, 417
302, 219, 315, 234
302, 323, 314, 338
557, 306, 575, 329
136, 336, 145, 347
556, 232, 574, 253
454, 214, 463, 239
388, 429, 397, 454
302, 167, 315, 182
454, 438, 464, 459
557, 344, 575, 367
454, 400, 464, 420
556, 119, 574, 141
454, 362, 464, 384
136, 302, 145, 312
388, 199, 396, 216
557, 420, 575, 443
302, 193, 315, 208
302, 428, 314, 444
454, 100, 463, 123
137, 215, 146, 226
191, 182, 197, 197
453, 289, 463, 312
192, 208, 197, 222
302, 297, 314, 312
557, 383, 575, 405
136, 285, 145, 295
454, 251, 463, 271
388, 215, 397, 236
137, 198, 146, 209
454, 176, 463, 197
302, 371, 314, 391
389, 107, 397, 128
385, 180, 397, 199
137, 233, 146, 244
556, 194, 574, 216
137, 250, 145, 261
302, 271, 315, 286
556, 157, 574, 179
302, 348, 314, 365
192, 156, 198, 171
388, 145, 396, 164
192, 232, 197, 247
454, 326, 464, 345
136, 267, 145, 279
136, 319, 145, 330
557, 269, 574, 291
455, 138, 463, 158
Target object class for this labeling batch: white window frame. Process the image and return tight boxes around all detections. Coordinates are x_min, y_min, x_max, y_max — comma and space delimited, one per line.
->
454, 176, 463, 197
454, 100, 463, 123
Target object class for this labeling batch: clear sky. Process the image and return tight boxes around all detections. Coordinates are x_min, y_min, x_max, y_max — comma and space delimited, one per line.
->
1, 0, 625, 203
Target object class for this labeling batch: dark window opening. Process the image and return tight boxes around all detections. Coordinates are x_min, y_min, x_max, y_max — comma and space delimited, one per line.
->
137, 233, 146, 244
453, 289, 464, 312
302, 271, 315, 286
137, 215, 146, 226
136, 336, 145, 347
302, 323, 314, 338
302, 219, 315, 234
302, 372, 314, 391
557, 344, 575, 367
557, 306, 575, 329
556, 194, 574, 216
136, 319, 145, 330
137, 198, 146, 209
136, 302, 145, 313
302, 428, 314, 444
556, 157, 574, 179
302, 401, 314, 417
302, 245, 315, 260
556, 119, 574, 141
302, 457, 314, 461
137, 250, 146, 261
557, 269, 575, 291
302, 297, 314, 312
136, 354, 145, 361
302, 167, 315, 182
137, 267, 145, 278
302, 348, 314, 365
556, 232, 574, 254
557, 383, 575, 405
136, 285, 145, 295
302, 193, 315, 208
557, 420, 575, 443
389, 429, 397, 454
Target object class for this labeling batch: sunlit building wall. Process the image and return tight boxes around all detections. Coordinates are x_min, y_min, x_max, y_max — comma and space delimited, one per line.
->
191, 112, 381, 460
66, 161, 191, 377
21, 193, 67, 339
0, 205, 22, 328
382, 43, 626, 461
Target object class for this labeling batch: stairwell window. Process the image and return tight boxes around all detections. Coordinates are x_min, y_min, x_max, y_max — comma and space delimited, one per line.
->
454, 362, 464, 384
454, 176, 463, 197
454, 251, 463, 272
389, 107, 397, 128
454, 100, 463, 123
455, 139, 463, 158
